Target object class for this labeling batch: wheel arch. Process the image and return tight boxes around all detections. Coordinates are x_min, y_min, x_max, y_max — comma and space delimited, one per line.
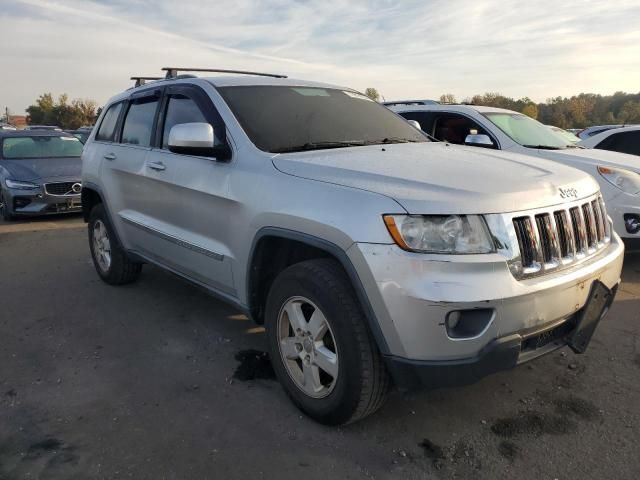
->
246, 227, 390, 355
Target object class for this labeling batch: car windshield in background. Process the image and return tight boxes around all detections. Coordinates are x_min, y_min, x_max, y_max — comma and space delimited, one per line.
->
217, 86, 428, 153
483, 112, 571, 150
2, 136, 84, 159
549, 126, 581, 144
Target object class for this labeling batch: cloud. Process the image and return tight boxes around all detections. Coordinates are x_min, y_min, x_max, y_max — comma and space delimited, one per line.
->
0, 0, 639, 113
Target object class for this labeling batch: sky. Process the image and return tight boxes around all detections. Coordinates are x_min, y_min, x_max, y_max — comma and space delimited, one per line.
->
1, 0, 639, 114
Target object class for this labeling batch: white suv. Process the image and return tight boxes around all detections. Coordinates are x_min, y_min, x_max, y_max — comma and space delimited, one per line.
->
387, 101, 640, 252
81, 70, 624, 424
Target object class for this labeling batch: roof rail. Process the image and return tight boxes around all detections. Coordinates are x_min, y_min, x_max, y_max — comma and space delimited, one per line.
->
130, 76, 163, 87
162, 67, 287, 79
383, 99, 440, 107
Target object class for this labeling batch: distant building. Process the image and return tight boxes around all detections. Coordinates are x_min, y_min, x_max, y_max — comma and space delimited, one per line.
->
9, 115, 27, 129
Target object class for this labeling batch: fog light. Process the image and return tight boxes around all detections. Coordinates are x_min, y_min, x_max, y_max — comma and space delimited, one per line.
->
14, 197, 32, 209
624, 214, 640, 234
445, 309, 494, 339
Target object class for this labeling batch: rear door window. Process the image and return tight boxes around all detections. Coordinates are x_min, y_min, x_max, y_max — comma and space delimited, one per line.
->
95, 102, 123, 142
121, 98, 160, 147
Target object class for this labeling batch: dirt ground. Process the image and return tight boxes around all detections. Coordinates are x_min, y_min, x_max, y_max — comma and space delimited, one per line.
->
1, 215, 639, 479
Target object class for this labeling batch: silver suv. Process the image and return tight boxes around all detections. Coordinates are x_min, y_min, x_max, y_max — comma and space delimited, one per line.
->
82, 68, 624, 425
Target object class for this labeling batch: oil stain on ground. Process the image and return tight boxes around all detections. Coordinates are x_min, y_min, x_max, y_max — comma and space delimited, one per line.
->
233, 349, 276, 381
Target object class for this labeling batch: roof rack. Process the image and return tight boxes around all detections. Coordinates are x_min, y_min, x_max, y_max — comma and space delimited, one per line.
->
383, 99, 440, 107
130, 76, 163, 87
162, 67, 287, 79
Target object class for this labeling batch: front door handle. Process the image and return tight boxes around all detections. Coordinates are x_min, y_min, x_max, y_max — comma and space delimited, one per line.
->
104, 153, 117, 161
147, 161, 166, 171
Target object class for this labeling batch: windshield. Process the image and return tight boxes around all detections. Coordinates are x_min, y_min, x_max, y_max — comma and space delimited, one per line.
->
549, 126, 580, 144
483, 112, 571, 149
2, 136, 83, 159
217, 86, 428, 153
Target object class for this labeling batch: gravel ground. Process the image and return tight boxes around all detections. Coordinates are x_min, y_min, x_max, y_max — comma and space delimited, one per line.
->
1, 216, 639, 480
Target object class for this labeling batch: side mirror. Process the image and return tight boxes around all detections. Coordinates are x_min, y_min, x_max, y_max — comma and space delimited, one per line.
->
464, 133, 494, 149
407, 120, 422, 130
168, 122, 228, 158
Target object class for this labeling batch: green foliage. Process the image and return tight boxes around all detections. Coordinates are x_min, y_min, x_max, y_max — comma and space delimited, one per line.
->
364, 87, 380, 102
26, 93, 98, 129
461, 91, 640, 128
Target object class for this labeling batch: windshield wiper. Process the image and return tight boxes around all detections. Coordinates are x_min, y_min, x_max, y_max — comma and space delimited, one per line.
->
363, 137, 421, 145
272, 141, 365, 153
522, 144, 566, 150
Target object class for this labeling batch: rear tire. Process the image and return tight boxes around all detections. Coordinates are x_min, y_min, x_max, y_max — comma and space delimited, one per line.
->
265, 258, 390, 425
88, 203, 142, 285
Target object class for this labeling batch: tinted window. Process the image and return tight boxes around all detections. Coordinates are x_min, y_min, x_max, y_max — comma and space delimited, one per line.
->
597, 131, 640, 156
162, 95, 209, 149
217, 86, 427, 153
398, 112, 433, 134
96, 102, 123, 142
2, 136, 83, 159
121, 99, 159, 147
431, 113, 491, 144
484, 112, 569, 149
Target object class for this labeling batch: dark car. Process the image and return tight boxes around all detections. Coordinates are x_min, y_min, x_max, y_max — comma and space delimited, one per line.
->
65, 126, 93, 144
0, 130, 84, 221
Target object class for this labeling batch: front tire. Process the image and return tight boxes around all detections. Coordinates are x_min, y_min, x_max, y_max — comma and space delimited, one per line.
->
0, 189, 14, 221
88, 203, 142, 285
265, 258, 390, 425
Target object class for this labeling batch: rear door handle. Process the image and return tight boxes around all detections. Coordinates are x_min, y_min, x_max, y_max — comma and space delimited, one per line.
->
104, 153, 117, 161
147, 161, 166, 171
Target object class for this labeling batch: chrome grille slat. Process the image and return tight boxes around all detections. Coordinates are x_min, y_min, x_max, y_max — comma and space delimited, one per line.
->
510, 194, 611, 279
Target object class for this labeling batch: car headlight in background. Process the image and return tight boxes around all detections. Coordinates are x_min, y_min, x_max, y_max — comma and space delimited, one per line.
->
383, 214, 495, 254
5, 179, 39, 190
597, 166, 640, 195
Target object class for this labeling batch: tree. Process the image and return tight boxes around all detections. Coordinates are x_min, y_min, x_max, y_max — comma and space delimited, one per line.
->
439, 93, 457, 104
364, 88, 380, 102
521, 103, 538, 119
26, 93, 98, 129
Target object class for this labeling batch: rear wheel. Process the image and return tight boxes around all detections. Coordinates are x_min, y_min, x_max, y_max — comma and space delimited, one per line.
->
88, 203, 142, 285
0, 189, 14, 221
265, 258, 390, 425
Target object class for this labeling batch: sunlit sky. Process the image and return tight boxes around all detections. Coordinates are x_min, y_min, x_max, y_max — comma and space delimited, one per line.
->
1, 0, 639, 114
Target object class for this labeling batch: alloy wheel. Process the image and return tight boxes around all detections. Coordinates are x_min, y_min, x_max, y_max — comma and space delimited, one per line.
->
92, 220, 112, 272
277, 296, 339, 398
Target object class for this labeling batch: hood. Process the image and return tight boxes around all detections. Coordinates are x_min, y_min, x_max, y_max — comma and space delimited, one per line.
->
272, 143, 599, 214
534, 147, 639, 172
0, 156, 82, 181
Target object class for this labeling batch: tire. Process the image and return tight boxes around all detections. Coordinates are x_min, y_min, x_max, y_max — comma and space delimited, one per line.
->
0, 189, 14, 221
88, 203, 142, 285
265, 258, 390, 425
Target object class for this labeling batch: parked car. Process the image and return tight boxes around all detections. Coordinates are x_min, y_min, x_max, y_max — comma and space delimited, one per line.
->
386, 102, 640, 251
0, 124, 17, 131
66, 126, 93, 144
577, 124, 639, 140
82, 69, 623, 424
0, 130, 83, 220
547, 125, 580, 144
579, 125, 640, 157
25, 125, 63, 131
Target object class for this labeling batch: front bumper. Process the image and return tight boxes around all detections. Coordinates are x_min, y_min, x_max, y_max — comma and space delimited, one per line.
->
5, 181, 82, 216
347, 232, 624, 387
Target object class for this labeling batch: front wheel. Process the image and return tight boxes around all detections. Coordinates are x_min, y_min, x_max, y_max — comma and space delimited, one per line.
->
0, 189, 14, 221
88, 204, 142, 285
265, 259, 390, 425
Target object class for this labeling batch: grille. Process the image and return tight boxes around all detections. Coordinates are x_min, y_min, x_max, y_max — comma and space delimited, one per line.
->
512, 195, 610, 278
45, 182, 80, 196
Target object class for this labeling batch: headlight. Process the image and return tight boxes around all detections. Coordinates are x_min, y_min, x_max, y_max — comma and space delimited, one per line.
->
597, 166, 640, 195
5, 179, 39, 190
383, 214, 495, 254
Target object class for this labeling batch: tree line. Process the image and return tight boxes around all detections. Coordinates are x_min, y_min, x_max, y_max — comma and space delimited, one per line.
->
456, 91, 640, 128
25, 93, 98, 129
